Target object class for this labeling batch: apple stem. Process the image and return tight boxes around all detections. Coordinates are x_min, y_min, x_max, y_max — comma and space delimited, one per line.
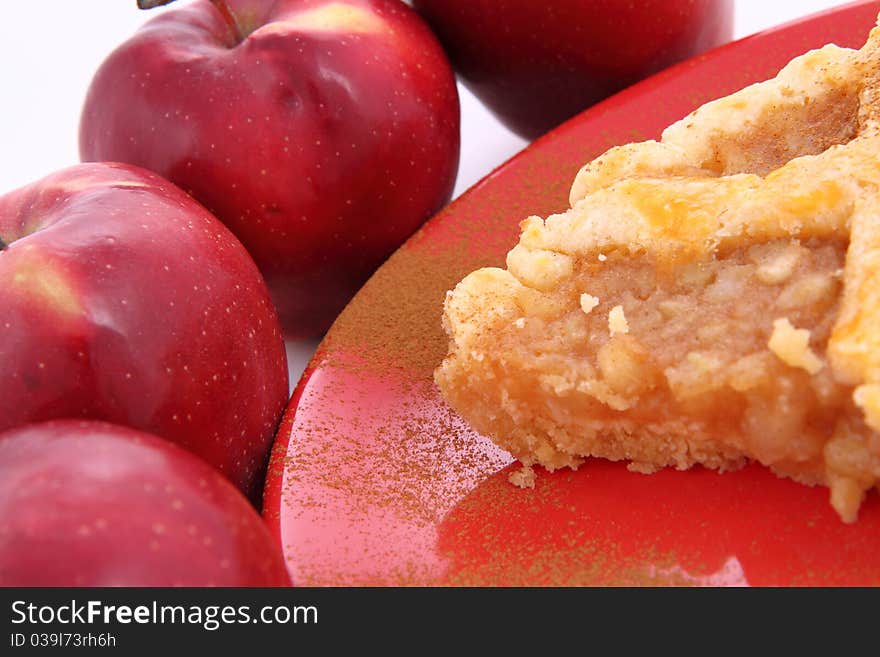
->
0, 237, 6, 250
136, 0, 176, 8
136, 0, 246, 43
209, 1, 246, 43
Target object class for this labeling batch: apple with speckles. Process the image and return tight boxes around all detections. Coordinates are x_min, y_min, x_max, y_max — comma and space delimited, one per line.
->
80, 0, 460, 337
0, 163, 288, 503
0, 420, 291, 586
411, 0, 734, 140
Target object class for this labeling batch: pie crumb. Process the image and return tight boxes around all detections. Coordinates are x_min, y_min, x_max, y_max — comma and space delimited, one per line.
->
853, 384, 880, 432
627, 461, 661, 474
767, 317, 823, 374
508, 464, 536, 488
579, 293, 599, 314
609, 305, 629, 335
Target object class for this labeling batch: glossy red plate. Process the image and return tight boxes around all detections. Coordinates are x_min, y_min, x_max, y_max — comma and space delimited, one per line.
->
264, 1, 880, 586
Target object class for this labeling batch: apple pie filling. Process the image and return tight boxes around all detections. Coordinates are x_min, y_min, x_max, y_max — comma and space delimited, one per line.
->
439, 234, 880, 512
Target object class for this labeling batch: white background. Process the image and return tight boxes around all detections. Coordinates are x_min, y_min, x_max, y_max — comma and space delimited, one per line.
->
0, 0, 847, 390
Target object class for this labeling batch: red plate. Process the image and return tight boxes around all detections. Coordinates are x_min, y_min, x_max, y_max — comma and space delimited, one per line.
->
264, 1, 880, 586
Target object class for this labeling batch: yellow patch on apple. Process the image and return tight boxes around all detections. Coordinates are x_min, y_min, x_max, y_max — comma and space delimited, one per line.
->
8, 249, 83, 318
279, 3, 388, 35
44, 173, 152, 196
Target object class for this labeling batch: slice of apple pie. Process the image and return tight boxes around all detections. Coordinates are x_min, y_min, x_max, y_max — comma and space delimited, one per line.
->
435, 19, 880, 522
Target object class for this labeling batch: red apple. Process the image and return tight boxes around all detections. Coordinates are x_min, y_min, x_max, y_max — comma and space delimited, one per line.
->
411, 0, 734, 140
0, 420, 290, 586
0, 163, 288, 503
80, 0, 460, 337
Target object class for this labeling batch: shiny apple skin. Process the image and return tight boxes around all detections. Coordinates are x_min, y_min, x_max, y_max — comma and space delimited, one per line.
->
0, 420, 291, 586
412, 0, 734, 140
80, 0, 461, 337
0, 163, 288, 503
